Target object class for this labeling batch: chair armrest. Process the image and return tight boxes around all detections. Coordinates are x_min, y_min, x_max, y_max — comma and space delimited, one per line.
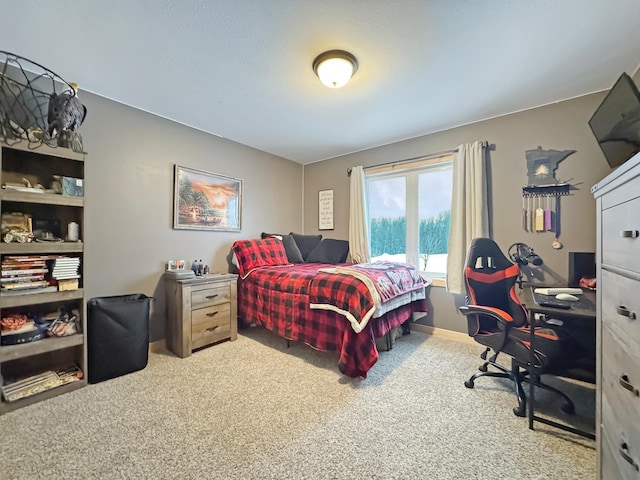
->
459, 304, 514, 348
458, 305, 515, 326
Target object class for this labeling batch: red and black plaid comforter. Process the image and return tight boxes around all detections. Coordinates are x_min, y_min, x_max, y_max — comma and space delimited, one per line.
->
237, 263, 427, 377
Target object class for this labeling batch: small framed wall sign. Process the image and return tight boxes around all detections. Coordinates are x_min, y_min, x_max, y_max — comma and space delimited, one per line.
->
319, 189, 334, 230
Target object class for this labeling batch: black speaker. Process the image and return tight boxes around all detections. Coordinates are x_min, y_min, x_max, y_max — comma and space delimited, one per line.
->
568, 252, 596, 287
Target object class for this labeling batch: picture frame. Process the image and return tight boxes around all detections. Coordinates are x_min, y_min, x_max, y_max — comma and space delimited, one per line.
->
173, 165, 242, 231
167, 260, 186, 271
318, 189, 334, 230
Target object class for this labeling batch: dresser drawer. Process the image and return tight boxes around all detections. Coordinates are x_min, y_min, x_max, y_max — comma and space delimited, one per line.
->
601, 426, 640, 480
191, 284, 231, 309
602, 194, 640, 274
601, 270, 640, 345
601, 326, 640, 417
191, 303, 232, 350
602, 392, 640, 479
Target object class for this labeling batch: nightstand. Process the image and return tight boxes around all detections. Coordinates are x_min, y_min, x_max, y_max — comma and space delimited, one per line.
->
165, 273, 238, 358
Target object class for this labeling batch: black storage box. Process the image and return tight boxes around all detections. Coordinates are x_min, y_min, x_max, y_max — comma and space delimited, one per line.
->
87, 294, 151, 384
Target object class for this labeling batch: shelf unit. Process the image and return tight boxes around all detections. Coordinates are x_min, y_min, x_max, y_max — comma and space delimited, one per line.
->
0, 139, 86, 414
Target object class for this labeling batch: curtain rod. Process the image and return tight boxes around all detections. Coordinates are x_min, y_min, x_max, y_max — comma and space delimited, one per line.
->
346, 140, 491, 176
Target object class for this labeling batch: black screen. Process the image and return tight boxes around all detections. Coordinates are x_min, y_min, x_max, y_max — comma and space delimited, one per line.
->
588, 72, 640, 169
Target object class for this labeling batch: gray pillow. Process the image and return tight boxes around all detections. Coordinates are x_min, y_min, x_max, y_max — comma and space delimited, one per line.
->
289, 232, 323, 260
305, 239, 350, 264
281, 234, 304, 263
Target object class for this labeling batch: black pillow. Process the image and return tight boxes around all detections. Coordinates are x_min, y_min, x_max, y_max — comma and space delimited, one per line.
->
289, 232, 322, 260
305, 239, 350, 264
261, 233, 304, 263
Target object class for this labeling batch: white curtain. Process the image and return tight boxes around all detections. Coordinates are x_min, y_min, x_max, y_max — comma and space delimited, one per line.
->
348, 165, 371, 264
446, 141, 489, 294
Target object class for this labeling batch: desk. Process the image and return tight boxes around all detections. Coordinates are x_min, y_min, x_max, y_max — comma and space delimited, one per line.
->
518, 286, 596, 439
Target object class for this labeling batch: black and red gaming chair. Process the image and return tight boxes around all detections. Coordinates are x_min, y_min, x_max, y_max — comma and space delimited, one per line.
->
459, 237, 579, 417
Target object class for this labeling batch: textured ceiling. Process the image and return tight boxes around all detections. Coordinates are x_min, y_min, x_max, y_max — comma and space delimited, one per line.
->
2, 0, 640, 164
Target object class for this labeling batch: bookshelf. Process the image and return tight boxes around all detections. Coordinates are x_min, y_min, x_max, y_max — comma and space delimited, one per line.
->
0, 139, 86, 413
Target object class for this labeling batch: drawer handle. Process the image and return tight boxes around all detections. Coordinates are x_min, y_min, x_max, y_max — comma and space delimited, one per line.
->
205, 294, 218, 300
616, 306, 637, 320
619, 442, 639, 471
206, 311, 219, 318
206, 325, 219, 332
620, 230, 639, 238
619, 374, 640, 396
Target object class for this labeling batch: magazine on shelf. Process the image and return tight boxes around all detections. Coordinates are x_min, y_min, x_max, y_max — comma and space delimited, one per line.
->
0, 286, 57, 296
1, 364, 82, 402
1, 280, 49, 290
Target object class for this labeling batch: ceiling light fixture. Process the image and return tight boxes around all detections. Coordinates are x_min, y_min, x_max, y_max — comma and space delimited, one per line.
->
312, 50, 358, 89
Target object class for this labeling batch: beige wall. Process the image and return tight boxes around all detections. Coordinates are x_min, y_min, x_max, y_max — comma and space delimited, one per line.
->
79, 67, 640, 340
303, 92, 613, 333
80, 93, 302, 341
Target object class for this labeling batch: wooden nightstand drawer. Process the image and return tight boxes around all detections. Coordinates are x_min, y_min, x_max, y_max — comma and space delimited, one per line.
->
191, 304, 232, 350
191, 284, 231, 308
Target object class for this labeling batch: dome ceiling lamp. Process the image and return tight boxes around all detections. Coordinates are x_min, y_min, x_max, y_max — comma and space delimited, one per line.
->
312, 50, 359, 89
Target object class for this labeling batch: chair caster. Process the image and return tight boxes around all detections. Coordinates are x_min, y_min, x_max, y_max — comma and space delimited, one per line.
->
464, 379, 475, 388
479, 364, 488, 372
513, 406, 526, 417
561, 403, 575, 415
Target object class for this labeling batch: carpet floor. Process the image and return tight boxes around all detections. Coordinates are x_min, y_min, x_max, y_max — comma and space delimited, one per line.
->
0, 328, 595, 479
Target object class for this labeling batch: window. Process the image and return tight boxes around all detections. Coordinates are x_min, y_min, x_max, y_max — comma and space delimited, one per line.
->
365, 155, 453, 280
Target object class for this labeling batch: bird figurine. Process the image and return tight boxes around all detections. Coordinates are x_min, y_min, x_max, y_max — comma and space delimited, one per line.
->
47, 82, 87, 134
47, 82, 87, 151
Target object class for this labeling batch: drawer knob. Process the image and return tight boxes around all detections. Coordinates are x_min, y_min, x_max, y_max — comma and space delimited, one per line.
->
619, 374, 640, 396
206, 325, 219, 332
206, 311, 219, 317
619, 442, 639, 471
620, 230, 639, 238
616, 306, 637, 320
206, 294, 218, 300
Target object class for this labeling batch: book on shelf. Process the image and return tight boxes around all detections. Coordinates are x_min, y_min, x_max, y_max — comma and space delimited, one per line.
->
1, 280, 50, 290
1, 364, 83, 403
58, 278, 79, 291
53, 274, 80, 281
1, 274, 46, 283
1, 268, 49, 276
51, 266, 80, 272
1, 260, 47, 267
0, 286, 57, 296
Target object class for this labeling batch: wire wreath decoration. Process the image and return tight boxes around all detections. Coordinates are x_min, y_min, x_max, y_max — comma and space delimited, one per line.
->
0, 51, 86, 152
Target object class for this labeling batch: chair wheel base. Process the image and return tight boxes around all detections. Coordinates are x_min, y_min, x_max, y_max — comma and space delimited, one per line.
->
479, 364, 488, 372
464, 380, 474, 389
513, 406, 526, 417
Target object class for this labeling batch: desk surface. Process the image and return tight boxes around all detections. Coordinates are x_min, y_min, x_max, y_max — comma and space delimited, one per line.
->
518, 286, 596, 320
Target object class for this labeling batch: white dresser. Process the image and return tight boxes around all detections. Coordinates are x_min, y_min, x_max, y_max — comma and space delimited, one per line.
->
592, 151, 640, 479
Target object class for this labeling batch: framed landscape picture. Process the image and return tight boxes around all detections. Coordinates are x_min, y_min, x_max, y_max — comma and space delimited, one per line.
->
173, 165, 242, 231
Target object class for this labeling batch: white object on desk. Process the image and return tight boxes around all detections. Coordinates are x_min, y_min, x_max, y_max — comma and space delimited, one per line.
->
555, 293, 579, 302
533, 287, 583, 295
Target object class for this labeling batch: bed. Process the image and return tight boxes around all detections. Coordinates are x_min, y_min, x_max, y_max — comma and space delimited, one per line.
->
231, 235, 428, 378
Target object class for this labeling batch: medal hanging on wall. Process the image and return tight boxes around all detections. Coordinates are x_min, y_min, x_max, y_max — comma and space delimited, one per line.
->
535, 196, 545, 232
544, 196, 552, 232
